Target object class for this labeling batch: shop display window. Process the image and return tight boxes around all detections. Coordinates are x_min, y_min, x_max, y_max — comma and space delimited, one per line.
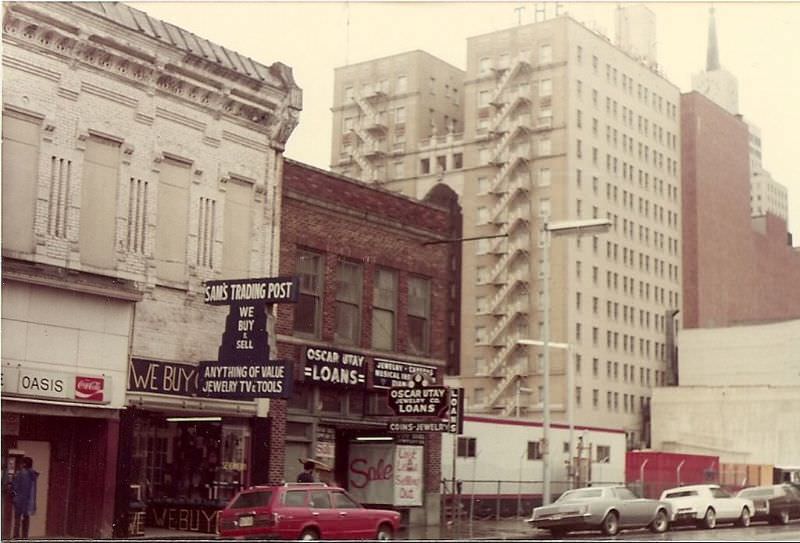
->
130, 415, 251, 509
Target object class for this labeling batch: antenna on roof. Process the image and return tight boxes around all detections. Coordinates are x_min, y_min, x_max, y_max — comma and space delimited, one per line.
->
345, 1, 351, 66
514, 6, 525, 25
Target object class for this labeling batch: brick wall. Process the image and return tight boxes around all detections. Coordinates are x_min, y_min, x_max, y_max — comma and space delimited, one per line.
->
681, 91, 800, 328
270, 160, 461, 493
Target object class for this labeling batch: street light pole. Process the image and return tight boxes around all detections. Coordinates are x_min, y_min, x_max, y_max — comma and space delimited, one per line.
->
541, 227, 552, 506
538, 218, 611, 505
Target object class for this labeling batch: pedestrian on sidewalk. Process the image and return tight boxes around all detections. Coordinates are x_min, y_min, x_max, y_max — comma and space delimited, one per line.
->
11, 457, 38, 539
297, 460, 316, 483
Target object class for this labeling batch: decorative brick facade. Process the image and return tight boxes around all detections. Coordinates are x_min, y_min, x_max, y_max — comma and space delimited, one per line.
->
681, 91, 800, 329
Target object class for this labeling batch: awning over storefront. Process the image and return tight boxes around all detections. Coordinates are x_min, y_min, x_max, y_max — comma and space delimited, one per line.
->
2, 397, 120, 419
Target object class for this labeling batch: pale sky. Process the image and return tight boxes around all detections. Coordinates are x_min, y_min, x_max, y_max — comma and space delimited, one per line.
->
131, 1, 800, 239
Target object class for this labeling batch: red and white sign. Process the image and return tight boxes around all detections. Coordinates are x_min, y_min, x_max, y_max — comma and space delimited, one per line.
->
75, 376, 105, 402
393, 445, 423, 506
348, 444, 394, 505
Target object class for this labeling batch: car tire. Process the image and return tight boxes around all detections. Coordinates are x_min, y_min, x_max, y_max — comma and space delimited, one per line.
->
698, 507, 716, 530
601, 511, 620, 536
376, 524, 394, 541
649, 508, 669, 533
736, 507, 751, 528
300, 528, 320, 541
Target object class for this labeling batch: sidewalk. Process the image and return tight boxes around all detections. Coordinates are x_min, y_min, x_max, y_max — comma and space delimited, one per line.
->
403, 518, 537, 540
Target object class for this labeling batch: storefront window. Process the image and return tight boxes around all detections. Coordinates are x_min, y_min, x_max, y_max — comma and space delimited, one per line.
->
129, 415, 251, 533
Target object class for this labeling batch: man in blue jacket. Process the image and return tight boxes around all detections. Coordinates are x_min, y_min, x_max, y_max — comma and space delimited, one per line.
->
11, 457, 38, 539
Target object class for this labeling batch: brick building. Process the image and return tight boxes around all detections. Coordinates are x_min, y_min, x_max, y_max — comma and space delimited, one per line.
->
272, 160, 461, 526
2, 2, 299, 538
680, 91, 800, 330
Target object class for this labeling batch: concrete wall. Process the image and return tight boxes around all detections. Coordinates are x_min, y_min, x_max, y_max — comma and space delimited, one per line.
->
677, 319, 800, 386
651, 385, 800, 465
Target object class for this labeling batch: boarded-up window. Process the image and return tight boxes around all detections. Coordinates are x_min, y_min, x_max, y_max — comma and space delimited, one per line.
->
156, 157, 190, 282
222, 178, 253, 277
81, 135, 120, 268
371, 268, 397, 351
2, 111, 41, 252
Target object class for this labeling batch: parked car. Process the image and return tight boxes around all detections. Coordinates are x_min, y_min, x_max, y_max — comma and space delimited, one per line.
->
218, 482, 401, 540
525, 486, 672, 537
659, 484, 754, 529
737, 484, 800, 525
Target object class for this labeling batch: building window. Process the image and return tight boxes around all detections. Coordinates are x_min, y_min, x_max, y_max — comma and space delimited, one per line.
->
396, 75, 407, 94
335, 260, 363, 345
458, 437, 477, 457
596, 445, 611, 463
2, 111, 42, 253
345, 86, 354, 102
294, 249, 323, 337
477, 176, 489, 194
395, 106, 406, 124
372, 267, 397, 350
479, 57, 491, 75
538, 138, 552, 156
420, 158, 430, 175
527, 441, 543, 460
539, 44, 552, 64
154, 155, 188, 281
476, 206, 489, 224
407, 276, 431, 355
479, 90, 490, 107
539, 79, 552, 97
576, 386, 582, 407
453, 153, 463, 169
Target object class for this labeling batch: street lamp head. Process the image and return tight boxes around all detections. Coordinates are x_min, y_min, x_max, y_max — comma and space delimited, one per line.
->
546, 218, 612, 237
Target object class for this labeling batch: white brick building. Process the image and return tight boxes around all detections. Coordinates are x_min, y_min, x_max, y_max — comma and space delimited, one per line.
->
2, 2, 300, 537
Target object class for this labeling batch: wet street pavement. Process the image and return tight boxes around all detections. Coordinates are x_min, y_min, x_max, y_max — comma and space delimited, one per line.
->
399, 519, 800, 540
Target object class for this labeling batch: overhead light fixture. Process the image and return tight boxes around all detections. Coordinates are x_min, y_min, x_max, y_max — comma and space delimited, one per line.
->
166, 416, 222, 423
354, 436, 394, 442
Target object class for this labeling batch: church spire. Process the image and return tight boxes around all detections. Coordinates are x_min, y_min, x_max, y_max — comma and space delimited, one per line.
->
706, 6, 720, 71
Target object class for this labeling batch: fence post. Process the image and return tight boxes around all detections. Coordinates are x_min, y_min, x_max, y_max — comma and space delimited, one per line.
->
496, 480, 501, 521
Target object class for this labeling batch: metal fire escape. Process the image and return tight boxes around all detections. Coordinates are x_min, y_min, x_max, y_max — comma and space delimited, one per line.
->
480, 54, 535, 413
347, 87, 388, 182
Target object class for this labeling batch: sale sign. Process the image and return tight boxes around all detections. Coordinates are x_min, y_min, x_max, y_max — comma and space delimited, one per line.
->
348, 443, 394, 505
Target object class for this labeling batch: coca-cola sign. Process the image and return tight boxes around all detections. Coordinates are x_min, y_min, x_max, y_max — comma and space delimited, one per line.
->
75, 376, 105, 402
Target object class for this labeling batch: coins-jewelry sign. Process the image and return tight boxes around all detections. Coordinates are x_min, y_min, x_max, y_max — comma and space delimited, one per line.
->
302, 346, 367, 387
198, 360, 292, 399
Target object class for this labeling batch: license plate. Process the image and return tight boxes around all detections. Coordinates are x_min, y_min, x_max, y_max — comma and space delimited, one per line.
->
238, 516, 254, 527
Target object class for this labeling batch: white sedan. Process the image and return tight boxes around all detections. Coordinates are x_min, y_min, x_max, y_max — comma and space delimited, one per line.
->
659, 484, 754, 529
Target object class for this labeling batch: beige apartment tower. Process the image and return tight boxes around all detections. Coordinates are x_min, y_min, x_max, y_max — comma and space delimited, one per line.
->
330, 50, 466, 187
330, 15, 682, 452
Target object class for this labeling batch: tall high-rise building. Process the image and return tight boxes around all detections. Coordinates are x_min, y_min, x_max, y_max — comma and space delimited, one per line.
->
330, 15, 682, 454
692, 8, 790, 224
691, 7, 739, 115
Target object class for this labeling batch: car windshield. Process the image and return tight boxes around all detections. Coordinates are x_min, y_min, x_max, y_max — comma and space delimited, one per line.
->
738, 488, 773, 498
230, 490, 272, 509
663, 490, 698, 499
555, 488, 604, 503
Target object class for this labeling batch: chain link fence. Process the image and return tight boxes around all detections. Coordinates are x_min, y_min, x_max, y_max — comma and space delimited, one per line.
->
440, 478, 625, 524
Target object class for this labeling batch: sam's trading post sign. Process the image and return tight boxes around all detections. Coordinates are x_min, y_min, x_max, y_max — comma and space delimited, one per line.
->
198, 276, 298, 400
